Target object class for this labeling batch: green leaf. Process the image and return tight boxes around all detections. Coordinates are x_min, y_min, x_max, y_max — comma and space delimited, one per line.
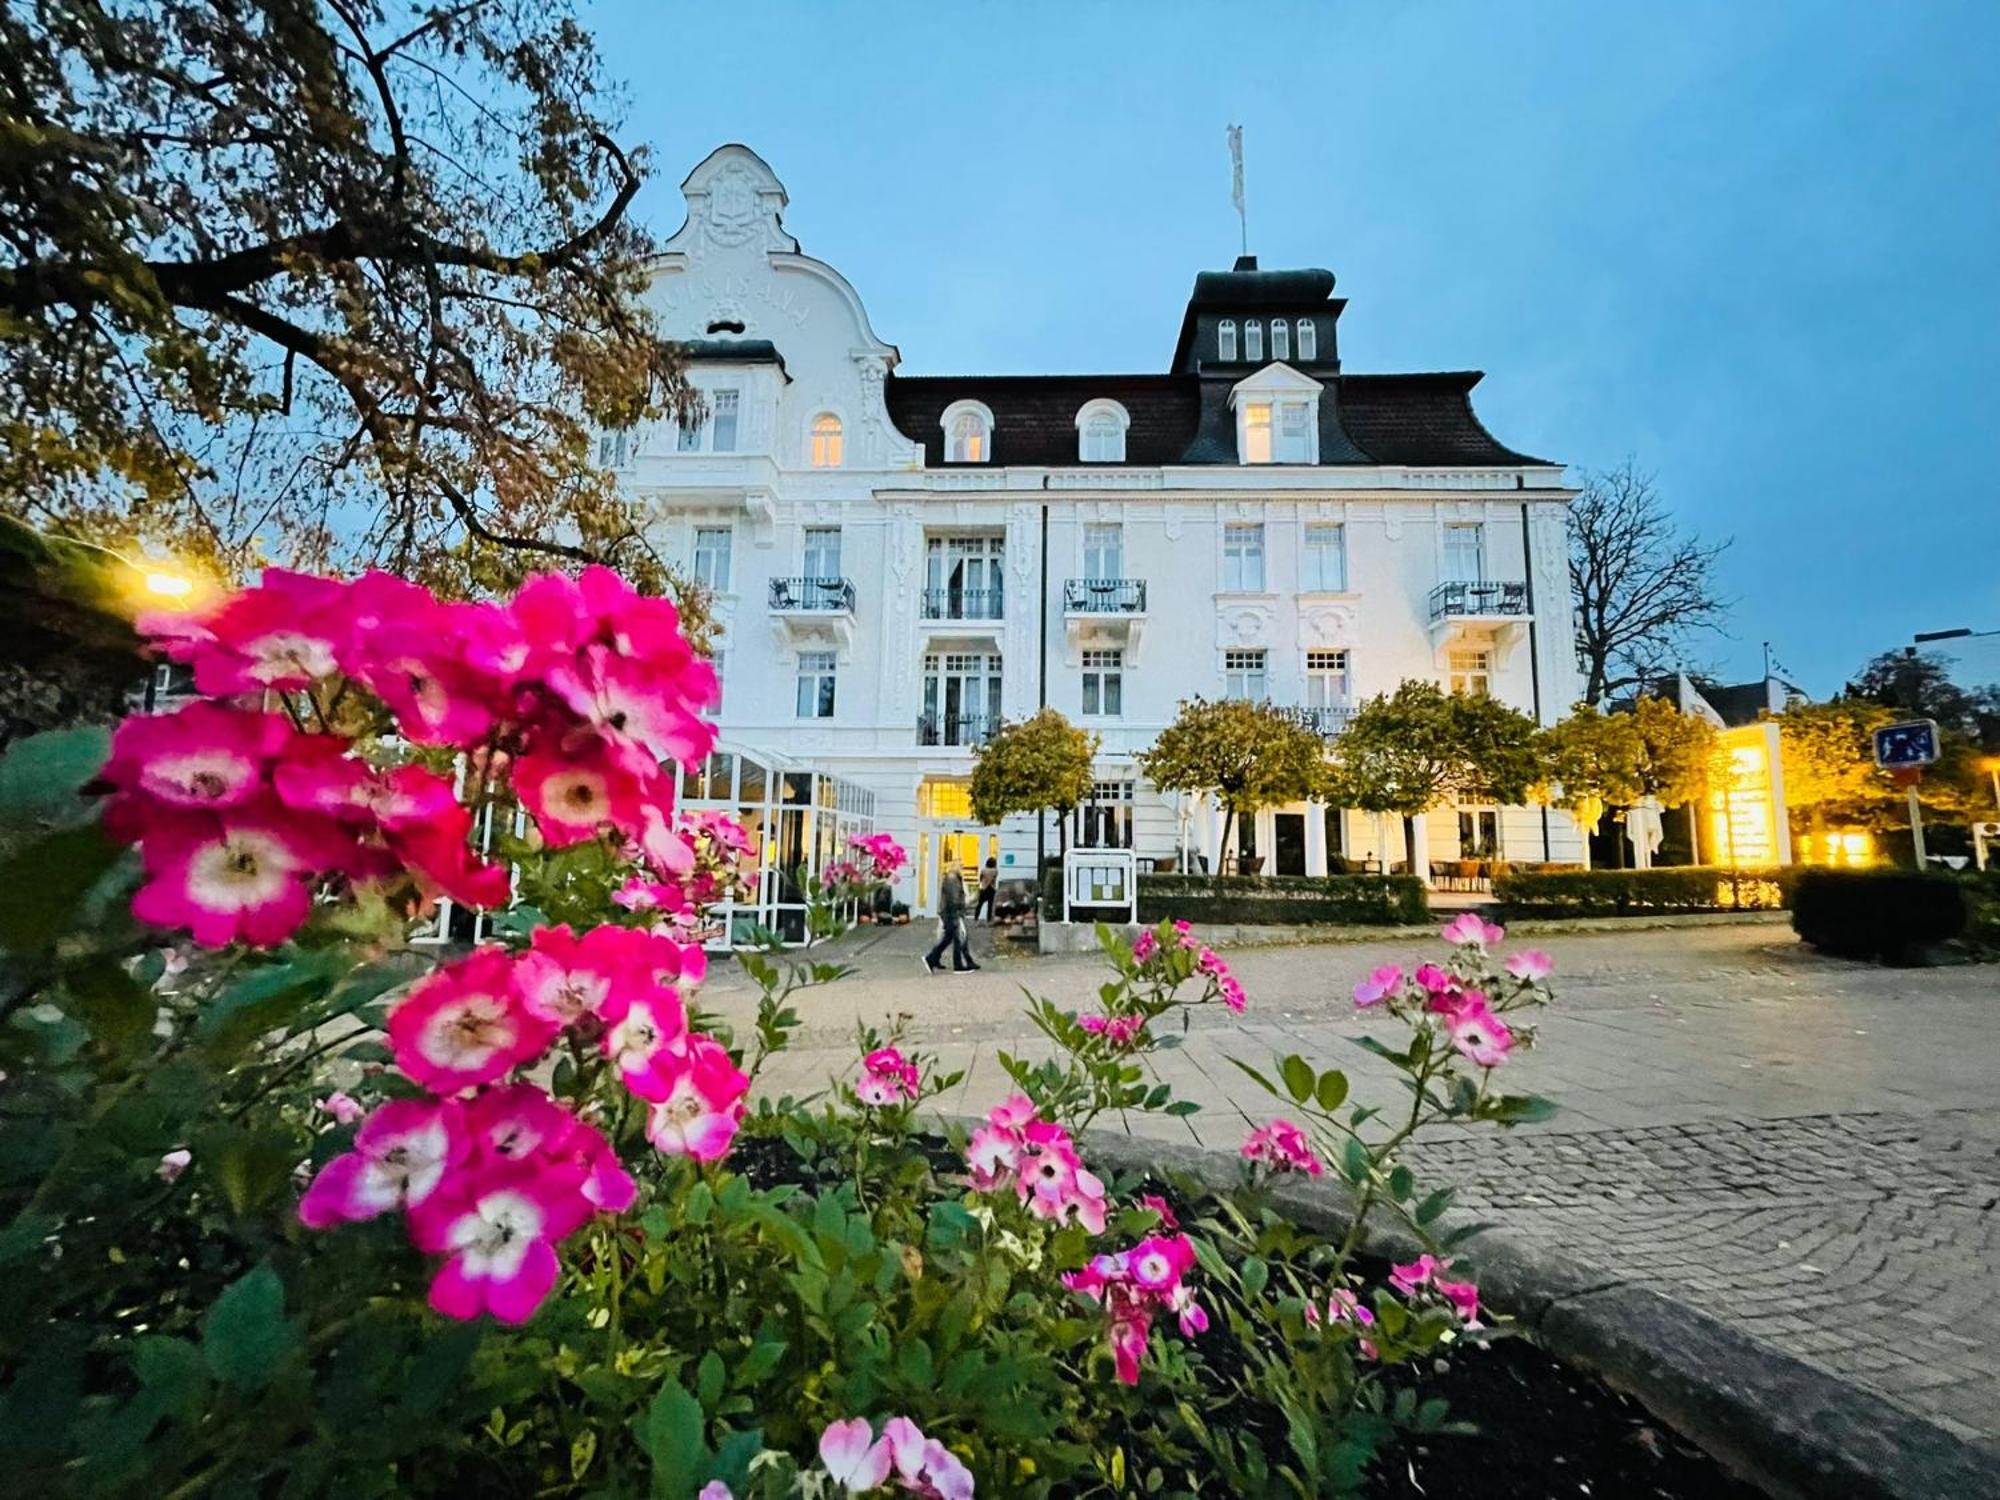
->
60, 956, 155, 1059
695, 1351, 724, 1410
200, 1263, 299, 1391
1228, 1057, 1281, 1097
1340, 1137, 1371, 1186
0, 822, 123, 951
684, 1180, 713, 1224
637, 1381, 708, 1499
197, 949, 350, 1059
1240, 1257, 1269, 1297
1387, 1165, 1415, 1202
0, 726, 109, 829
1313, 1069, 1349, 1113
1489, 1094, 1559, 1126
1279, 1054, 1315, 1105
132, 1337, 209, 1425
1413, 1187, 1455, 1227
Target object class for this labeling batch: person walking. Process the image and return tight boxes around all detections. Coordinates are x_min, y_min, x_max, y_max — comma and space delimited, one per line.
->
973, 857, 998, 923
923, 859, 979, 974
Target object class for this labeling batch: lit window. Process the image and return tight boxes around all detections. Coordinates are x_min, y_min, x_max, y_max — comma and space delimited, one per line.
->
1223, 523, 1265, 592
1276, 401, 1313, 463
1082, 523, 1123, 581
1218, 319, 1238, 361
1243, 320, 1264, 362
1443, 523, 1485, 583
1082, 648, 1123, 717
1224, 648, 1268, 700
1448, 648, 1492, 697
693, 526, 732, 591
943, 403, 992, 463
1458, 808, 1501, 859
1271, 319, 1290, 361
1302, 523, 1346, 591
1241, 402, 1273, 464
810, 413, 843, 467
710, 389, 740, 452
1305, 649, 1350, 707
1296, 319, 1316, 361
796, 650, 837, 718
1081, 411, 1125, 462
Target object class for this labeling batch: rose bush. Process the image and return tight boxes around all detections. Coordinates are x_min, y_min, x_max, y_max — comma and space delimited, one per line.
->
0, 565, 1560, 1498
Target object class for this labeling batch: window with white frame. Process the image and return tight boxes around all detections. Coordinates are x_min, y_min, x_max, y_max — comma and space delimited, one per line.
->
1443, 523, 1486, 583
802, 526, 841, 580
1078, 402, 1128, 462
677, 407, 704, 451
1448, 648, 1492, 697
1081, 648, 1123, 717
1296, 319, 1317, 361
597, 429, 630, 466
1217, 319, 1238, 361
1276, 401, 1313, 463
1075, 779, 1135, 849
1243, 319, 1264, 362
1241, 402, 1273, 464
692, 526, 732, 591
944, 403, 991, 463
1305, 649, 1350, 707
1458, 807, 1501, 859
1302, 522, 1347, 591
810, 413, 843, 467
1224, 648, 1267, 700
1222, 523, 1265, 592
1082, 522, 1123, 581
795, 650, 836, 718
710, 389, 740, 452
1270, 318, 1290, 361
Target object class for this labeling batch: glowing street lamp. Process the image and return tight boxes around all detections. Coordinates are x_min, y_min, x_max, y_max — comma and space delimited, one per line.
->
140, 568, 195, 600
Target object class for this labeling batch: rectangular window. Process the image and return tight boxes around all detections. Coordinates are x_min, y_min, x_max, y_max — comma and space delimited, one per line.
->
802, 526, 842, 580
922, 651, 1003, 746
710, 389, 740, 452
597, 430, 630, 466
677, 408, 704, 451
1242, 402, 1273, 464
1458, 808, 1501, 859
795, 650, 836, 718
1223, 648, 1267, 701
693, 526, 732, 591
1075, 780, 1135, 849
1305, 649, 1350, 708
1302, 523, 1347, 591
1448, 648, 1492, 697
1081, 648, 1123, 717
1276, 401, 1313, 463
1244, 319, 1263, 362
924, 535, 1005, 620
1443, 523, 1485, 583
1222, 523, 1265, 592
1082, 523, 1123, 581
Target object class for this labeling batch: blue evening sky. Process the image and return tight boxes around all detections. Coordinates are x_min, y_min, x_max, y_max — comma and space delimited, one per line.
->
593, 0, 2000, 695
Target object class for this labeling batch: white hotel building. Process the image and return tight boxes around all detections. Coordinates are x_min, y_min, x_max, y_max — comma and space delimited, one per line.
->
616, 146, 1585, 913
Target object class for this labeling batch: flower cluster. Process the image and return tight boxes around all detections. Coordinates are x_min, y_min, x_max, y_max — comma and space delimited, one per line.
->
1240, 1118, 1323, 1176
848, 832, 908, 882
1302, 1285, 1378, 1358
818, 1416, 974, 1498
855, 1046, 921, 1107
1133, 919, 1246, 1012
1063, 1233, 1209, 1384
1389, 1253, 1481, 1327
964, 1094, 1108, 1233
1349, 919, 1555, 1070
1077, 1012, 1146, 1048
113, 565, 720, 948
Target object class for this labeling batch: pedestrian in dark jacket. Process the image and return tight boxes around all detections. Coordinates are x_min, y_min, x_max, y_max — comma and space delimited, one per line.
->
924, 861, 979, 973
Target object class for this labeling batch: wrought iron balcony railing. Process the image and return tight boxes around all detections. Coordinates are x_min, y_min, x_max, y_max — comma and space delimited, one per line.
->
921, 587, 1004, 622
916, 711, 998, 748
768, 575, 855, 613
1062, 577, 1147, 613
1428, 579, 1529, 622
1275, 704, 1354, 738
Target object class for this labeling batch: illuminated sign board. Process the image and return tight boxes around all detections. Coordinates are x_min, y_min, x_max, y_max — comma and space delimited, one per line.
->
1706, 722, 1792, 869
1872, 719, 1940, 769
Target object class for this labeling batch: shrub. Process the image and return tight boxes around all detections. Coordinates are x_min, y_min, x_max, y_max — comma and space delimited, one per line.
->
1493, 865, 1794, 916
1791, 869, 1968, 962
1041, 870, 1428, 926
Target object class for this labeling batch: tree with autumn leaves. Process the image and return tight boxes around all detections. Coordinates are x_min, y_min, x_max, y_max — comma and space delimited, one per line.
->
1138, 698, 1325, 876
969, 709, 1099, 854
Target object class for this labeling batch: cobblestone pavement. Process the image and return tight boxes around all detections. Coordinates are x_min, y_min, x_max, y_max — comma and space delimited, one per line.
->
703, 920, 2000, 1444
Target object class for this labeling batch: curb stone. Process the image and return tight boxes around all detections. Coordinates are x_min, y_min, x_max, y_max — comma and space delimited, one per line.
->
1073, 1130, 2000, 1500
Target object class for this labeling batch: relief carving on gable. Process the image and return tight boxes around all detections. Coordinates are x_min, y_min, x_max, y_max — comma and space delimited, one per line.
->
1215, 603, 1274, 648
1298, 603, 1356, 648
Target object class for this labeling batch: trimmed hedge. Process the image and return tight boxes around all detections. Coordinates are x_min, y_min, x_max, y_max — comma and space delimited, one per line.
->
1493, 865, 1795, 917
1041, 869, 1428, 927
1791, 870, 1968, 963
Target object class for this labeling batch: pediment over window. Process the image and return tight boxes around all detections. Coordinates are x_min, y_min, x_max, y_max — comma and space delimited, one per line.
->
1227, 363, 1323, 465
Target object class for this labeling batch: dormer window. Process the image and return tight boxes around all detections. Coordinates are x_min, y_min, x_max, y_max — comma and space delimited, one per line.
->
1296, 319, 1316, 361
1075, 399, 1129, 463
1228, 363, 1323, 466
1243, 320, 1264, 362
1218, 319, 1238, 361
1271, 319, 1290, 361
941, 400, 993, 463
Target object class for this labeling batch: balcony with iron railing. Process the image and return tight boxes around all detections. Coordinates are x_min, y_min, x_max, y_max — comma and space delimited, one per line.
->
916, 711, 998, 748
768, 575, 856, 614
1427, 579, 1529, 623
1062, 577, 1147, 614
921, 587, 1004, 622
1274, 704, 1354, 739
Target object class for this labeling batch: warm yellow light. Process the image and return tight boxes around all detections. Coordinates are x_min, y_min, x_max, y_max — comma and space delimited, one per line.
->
1707, 724, 1782, 869
141, 569, 195, 599
1799, 829, 1875, 868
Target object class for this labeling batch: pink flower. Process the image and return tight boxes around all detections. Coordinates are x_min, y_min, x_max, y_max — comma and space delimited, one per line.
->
1136, 1193, 1179, 1231
385, 804, 513, 910
1108, 1315, 1150, 1385
514, 730, 652, 847
514, 923, 626, 1027
319, 1091, 366, 1125
1505, 949, 1553, 982
1414, 962, 1456, 994
1440, 912, 1506, 949
645, 1035, 749, 1161
1313, 1286, 1379, 1357
142, 568, 349, 694
299, 1098, 461, 1227
102, 702, 298, 818
1218, 975, 1247, 1013
872, 1417, 974, 1499
387, 949, 555, 1094
1390, 1254, 1447, 1295
818, 1418, 892, 1491
1079, 1013, 1146, 1048
1128, 1234, 1197, 1292
599, 987, 690, 1101
986, 1093, 1037, 1131
1132, 929, 1159, 962
157, 1147, 191, 1182
1447, 997, 1515, 1067
408, 1160, 592, 1324
964, 1124, 1021, 1189
130, 809, 332, 947
1241, 1119, 1323, 1176
699, 1485, 732, 1500
1437, 1276, 1482, 1325
857, 1046, 921, 1106
1352, 963, 1403, 1007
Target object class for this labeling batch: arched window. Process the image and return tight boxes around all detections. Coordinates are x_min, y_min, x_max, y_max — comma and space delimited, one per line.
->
1296, 319, 1317, 362
1218, 319, 1238, 362
810, 413, 843, 467
1243, 319, 1264, 362
1270, 319, 1290, 361
1076, 400, 1129, 462
942, 401, 993, 463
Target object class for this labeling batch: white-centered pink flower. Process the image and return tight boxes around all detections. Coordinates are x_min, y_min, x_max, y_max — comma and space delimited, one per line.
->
409, 1163, 591, 1325
818, 1417, 893, 1491
600, 988, 690, 1102
1241, 1119, 1324, 1176
1446, 997, 1515, 1068
387, 948, 555, 1094
1505, 949, 1554, 982
130, 811, 327, 948
1440, 911, 1506, 949
299, 1098, 461, 1227
156, 1147, 191, 1182
645, 1035, 748, 1162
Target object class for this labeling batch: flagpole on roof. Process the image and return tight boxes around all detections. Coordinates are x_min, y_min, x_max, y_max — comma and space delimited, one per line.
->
1227, 124, 1247, 257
